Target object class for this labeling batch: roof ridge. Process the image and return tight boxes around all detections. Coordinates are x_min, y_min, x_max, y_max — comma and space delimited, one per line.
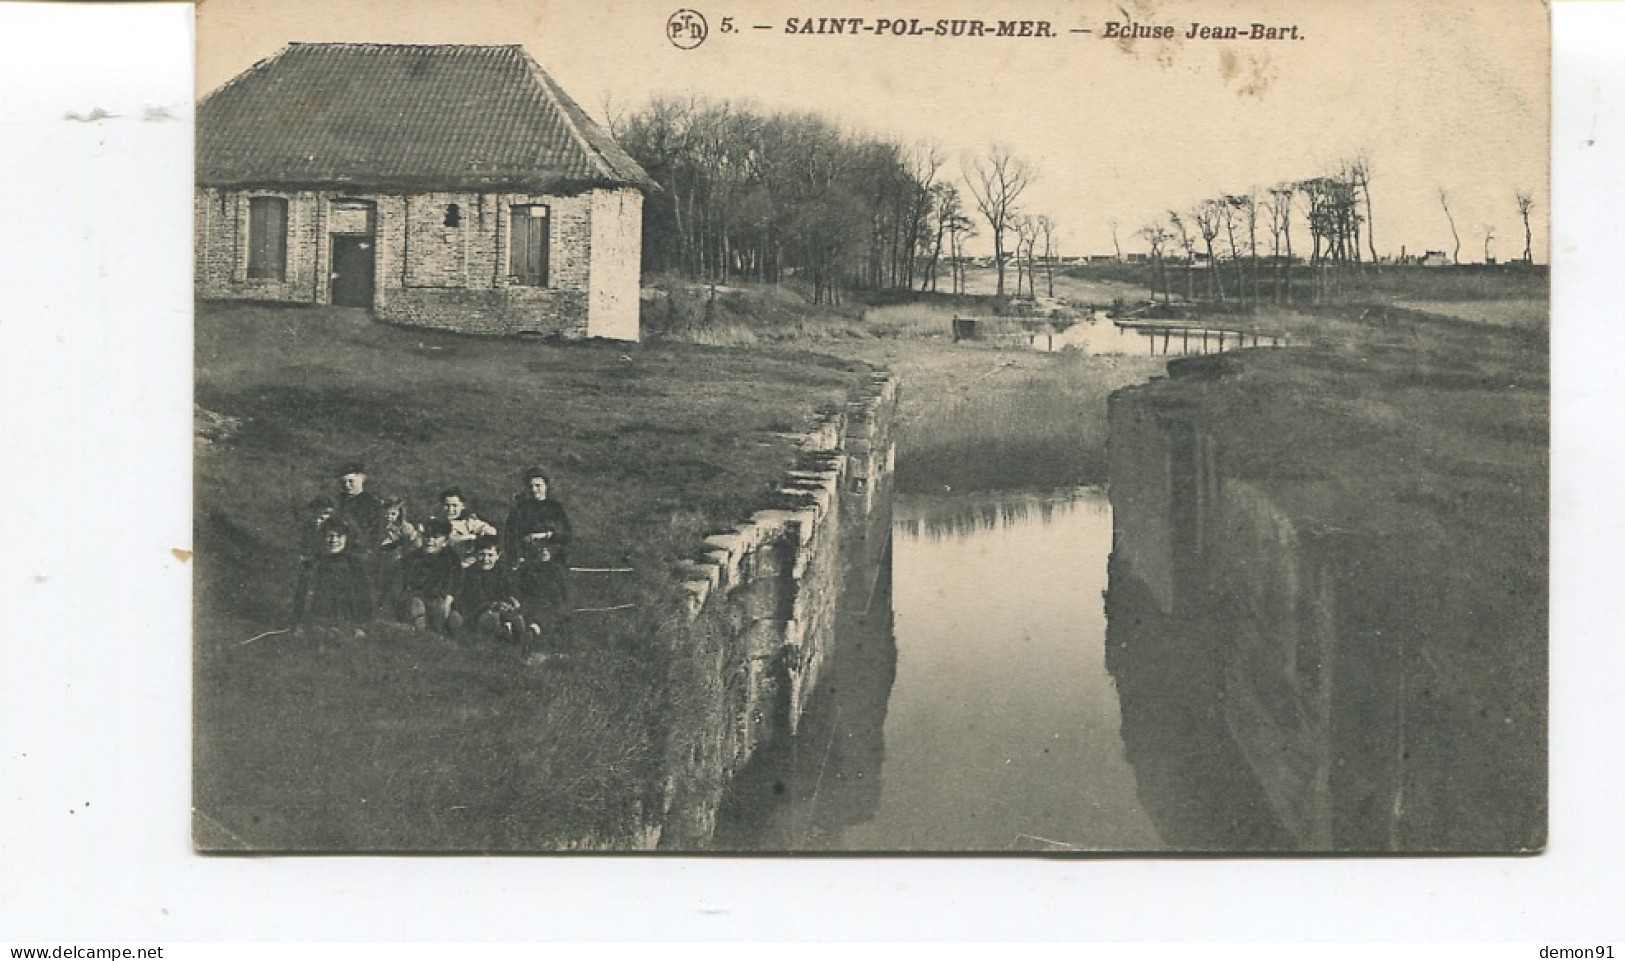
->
517, 50, 619, 184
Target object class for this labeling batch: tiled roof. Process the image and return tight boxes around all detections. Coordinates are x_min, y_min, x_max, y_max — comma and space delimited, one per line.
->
197, 43, 654, 192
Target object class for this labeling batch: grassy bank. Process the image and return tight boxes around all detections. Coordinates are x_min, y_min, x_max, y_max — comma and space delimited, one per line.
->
194, 303, 867, 849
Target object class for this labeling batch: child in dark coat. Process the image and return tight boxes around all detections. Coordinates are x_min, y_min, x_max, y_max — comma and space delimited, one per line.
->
292, 518, 375, 639
454, 535, 527, 644
333, 461, 386, 561
503, 467, 573, 648
399, 518, 461, 634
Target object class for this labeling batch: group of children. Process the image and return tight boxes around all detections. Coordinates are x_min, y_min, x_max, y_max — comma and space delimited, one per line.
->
291, 461, 574, 652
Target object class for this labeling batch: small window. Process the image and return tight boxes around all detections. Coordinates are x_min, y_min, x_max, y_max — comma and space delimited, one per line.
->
509, 205, 550, 286
247, 197, 288, 281
444, 203, 461, 228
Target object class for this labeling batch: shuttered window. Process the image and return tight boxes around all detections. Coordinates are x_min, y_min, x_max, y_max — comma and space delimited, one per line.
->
509, 205, 550, 286
247, 197, 288, 281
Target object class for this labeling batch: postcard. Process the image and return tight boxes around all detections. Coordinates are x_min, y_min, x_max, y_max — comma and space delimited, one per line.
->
191, 0, 1548, 854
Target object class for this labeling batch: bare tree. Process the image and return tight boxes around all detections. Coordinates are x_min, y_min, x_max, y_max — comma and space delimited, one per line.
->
1193, 201, 1225, 301
1439, 188, 1462, 264
1109, 218, 1123, 261
1351, 154, 1379, 267
1140, 219, 1172, 305
1515, 190, 1535, 264
1015, 216, 1041, 298
1265, 185, 1294, 303
920, 182, 965, 292
964, 144, 1036, 298
1169, 210, 1197, 302
1482, 224, 1496, 264
1037, 215, 1058, 298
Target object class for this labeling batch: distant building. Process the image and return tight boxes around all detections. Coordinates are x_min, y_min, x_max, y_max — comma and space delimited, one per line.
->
195, 43, 655, 340
1418, 251, 1453, 267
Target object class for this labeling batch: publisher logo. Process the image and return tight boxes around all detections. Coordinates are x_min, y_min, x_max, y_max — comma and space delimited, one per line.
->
667, 9, 708, 49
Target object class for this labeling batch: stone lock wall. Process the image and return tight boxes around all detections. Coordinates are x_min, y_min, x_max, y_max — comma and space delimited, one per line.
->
1107, 371, 1544, 852
654, 372, 898, 848
195, 185, 642, 341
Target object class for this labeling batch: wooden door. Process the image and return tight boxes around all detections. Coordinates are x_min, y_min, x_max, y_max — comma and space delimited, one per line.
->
330, 235, 375, 308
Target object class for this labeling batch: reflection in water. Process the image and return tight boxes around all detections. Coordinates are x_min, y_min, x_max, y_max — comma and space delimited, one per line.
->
720, 489, 1162, 852
1105, 397, 1545, 852
1104, 551, 1293, 850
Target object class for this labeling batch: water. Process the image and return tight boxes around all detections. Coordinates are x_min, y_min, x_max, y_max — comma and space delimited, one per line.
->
1035, 319, 1285, 356
719, 488, 1163, 852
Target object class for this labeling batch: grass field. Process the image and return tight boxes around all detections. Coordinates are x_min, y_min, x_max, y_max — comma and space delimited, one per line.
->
193, 302, 868, 849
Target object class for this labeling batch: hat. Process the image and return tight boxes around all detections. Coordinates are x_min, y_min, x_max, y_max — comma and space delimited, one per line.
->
422, 517, 452, 537
319, 517, 353, 537
337, 461, 367, 476
306, 494, 336, 511
472, 533, 501, 552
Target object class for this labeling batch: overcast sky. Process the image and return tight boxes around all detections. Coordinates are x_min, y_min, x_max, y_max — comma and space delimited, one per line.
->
198, 0, 1549, 261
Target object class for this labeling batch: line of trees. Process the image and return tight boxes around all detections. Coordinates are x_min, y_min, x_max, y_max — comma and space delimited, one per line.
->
1134, 158, 1381, 307
1131, 159, 1540, 306
612, 97, 1056, 304
612, 97, 938, 302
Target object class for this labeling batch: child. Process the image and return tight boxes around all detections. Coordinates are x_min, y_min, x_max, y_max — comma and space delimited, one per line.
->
398, 517, 461, 634
292, 517, 375, 639
453, 535, 528, 644
503, 467, 573, 648
437, 487, 498, 567
375, 494, 422, 602
334, 461, 386, 560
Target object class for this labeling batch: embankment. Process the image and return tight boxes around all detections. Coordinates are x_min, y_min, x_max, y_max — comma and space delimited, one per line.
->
1106, 316, 1547, 852
652, 371, 899, 848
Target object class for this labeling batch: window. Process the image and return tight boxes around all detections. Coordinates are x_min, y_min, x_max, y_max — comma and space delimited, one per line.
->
509, 204, 550, 286
247, 197, 288, 281
444, 203, 461, 228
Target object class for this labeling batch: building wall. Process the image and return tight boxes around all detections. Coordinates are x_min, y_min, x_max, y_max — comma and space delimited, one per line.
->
195, 186, 642, 340
586, 188, 644, 341
196, 188, 325, 303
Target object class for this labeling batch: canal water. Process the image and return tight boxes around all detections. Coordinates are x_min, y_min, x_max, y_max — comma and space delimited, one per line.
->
1024, 318, 1284, 356
718, 488, 1166, 852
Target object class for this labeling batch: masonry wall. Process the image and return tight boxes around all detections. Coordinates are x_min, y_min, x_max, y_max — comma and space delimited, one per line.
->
195, 186, 641, 341
653, 373, 899, 848
1107, 373, 1545, 852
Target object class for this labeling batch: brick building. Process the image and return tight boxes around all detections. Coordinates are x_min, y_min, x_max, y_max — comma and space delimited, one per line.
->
195, 43, 654, 341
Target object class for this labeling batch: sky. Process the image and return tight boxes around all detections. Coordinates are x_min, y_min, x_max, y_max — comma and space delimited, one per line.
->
196, 0, 1549, 261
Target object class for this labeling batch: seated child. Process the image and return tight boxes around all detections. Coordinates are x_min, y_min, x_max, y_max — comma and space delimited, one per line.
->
504, 468, 573, 649
292, 517, 375, 639
375, 494, 422, 602
398, 518, 462, 634
438, 487, 498, 567
380, 495, 422, 554
453, 535, 528, 644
